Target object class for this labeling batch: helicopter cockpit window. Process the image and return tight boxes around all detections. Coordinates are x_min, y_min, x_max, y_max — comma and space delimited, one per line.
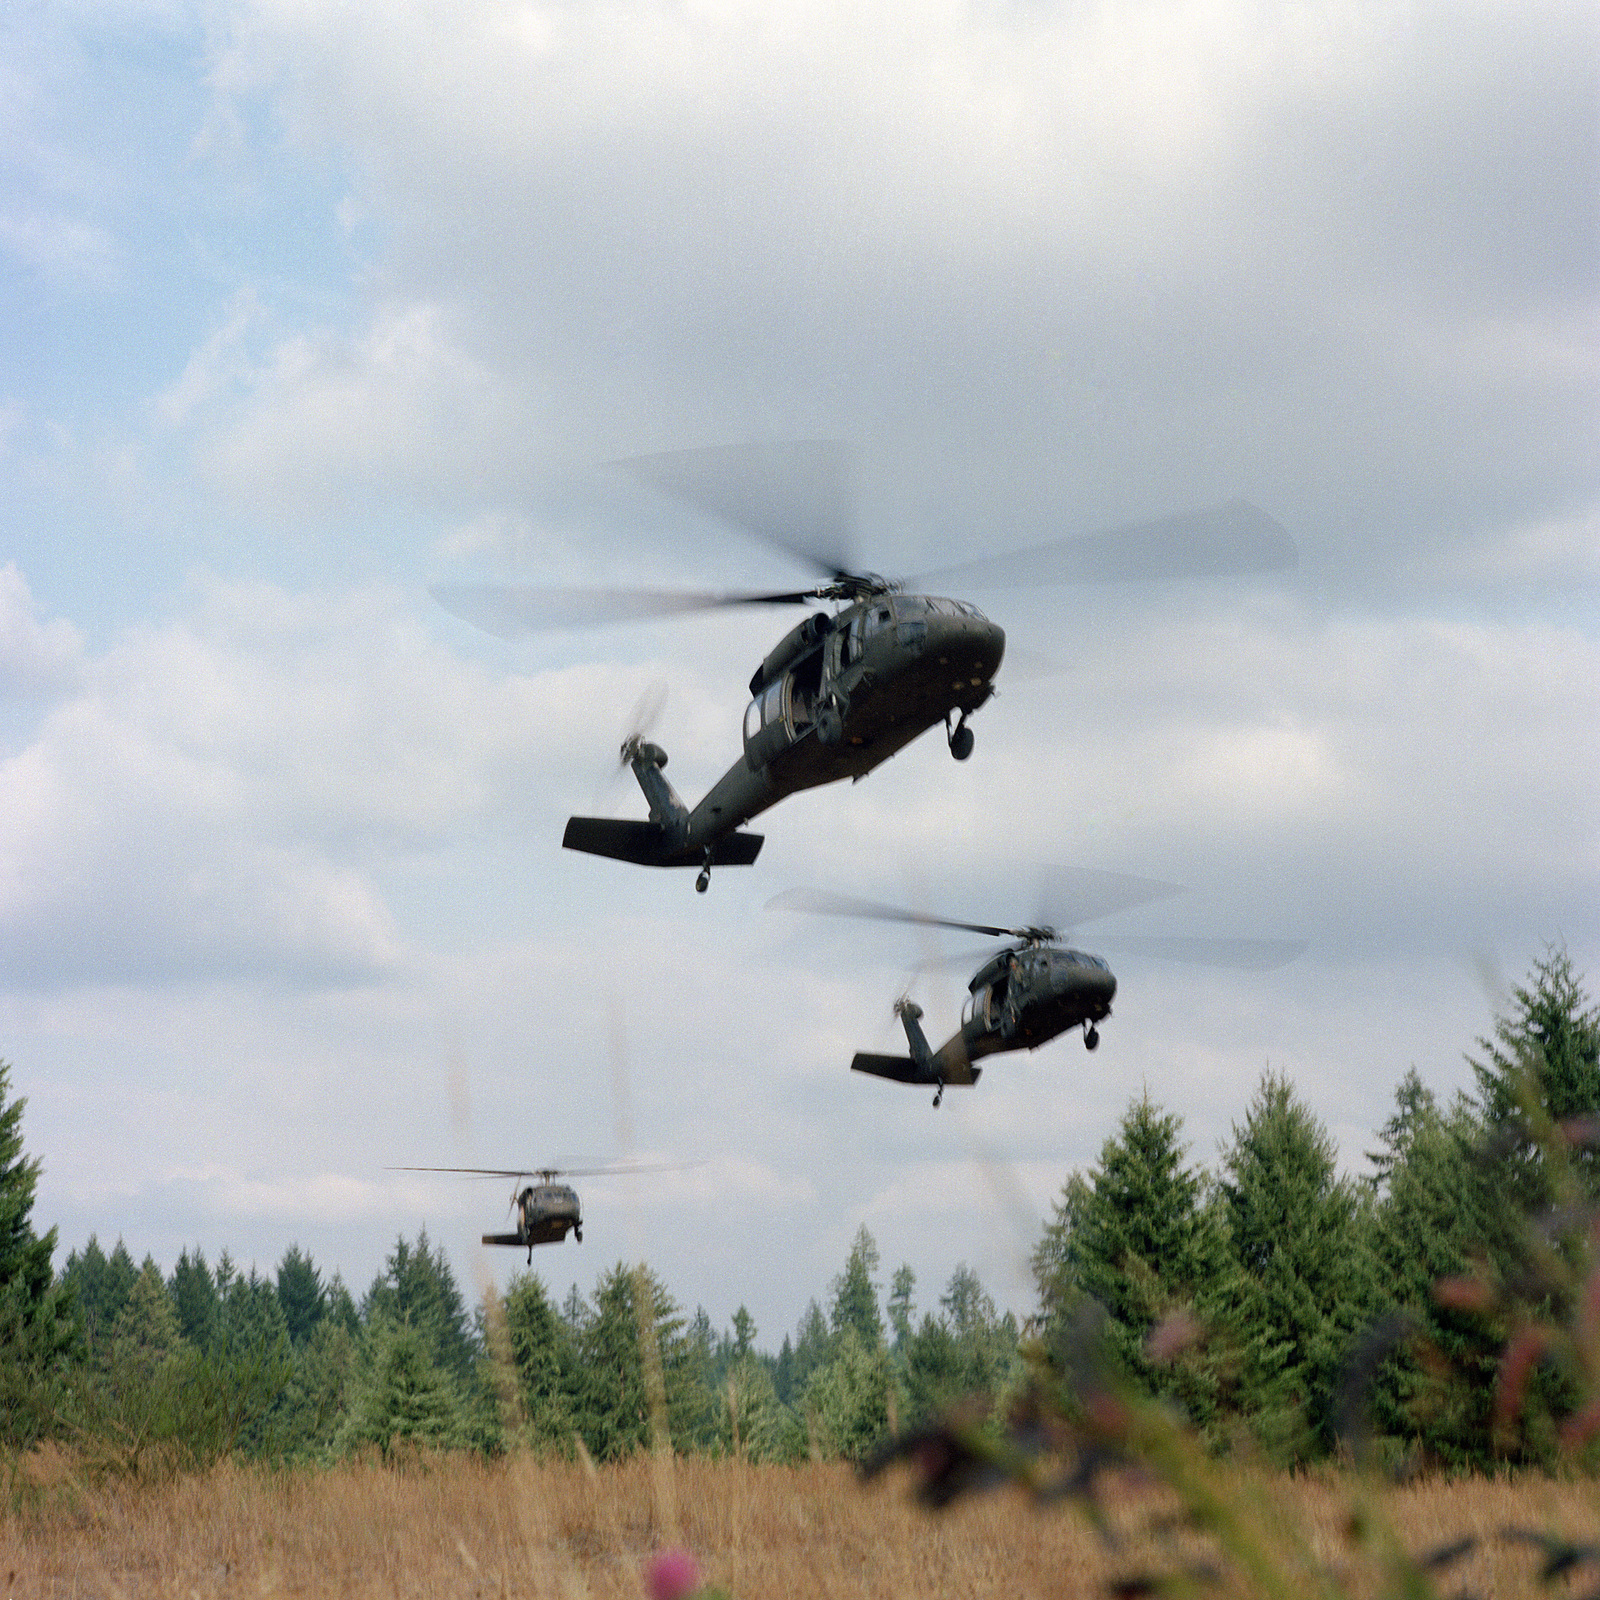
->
744, 698, 761, 743
761, 680, 785, 726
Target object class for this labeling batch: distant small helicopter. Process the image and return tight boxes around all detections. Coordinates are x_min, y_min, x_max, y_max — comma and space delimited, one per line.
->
433, 443, 1296, 892
771, 872, 1305, 1106
390, 1163, 680, 1261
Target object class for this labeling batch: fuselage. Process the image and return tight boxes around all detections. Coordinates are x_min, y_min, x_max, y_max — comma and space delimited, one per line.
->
483, 1182, 582, 1252
930, 945, 1117, 1084
687, 595, 1005, 843
562, 593, 1005, 876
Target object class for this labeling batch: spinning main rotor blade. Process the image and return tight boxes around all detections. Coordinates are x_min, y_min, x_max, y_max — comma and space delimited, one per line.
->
769, 868, 1185, 941
389, 1161, 691, 1179
909, 502, 1295, 591
767, 887, 1020, 940
1095, 935, 1307, 970
430, 582, 815, 637
617, 440, 857, 581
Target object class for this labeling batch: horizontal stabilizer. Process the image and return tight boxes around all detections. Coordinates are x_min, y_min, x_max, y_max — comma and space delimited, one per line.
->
851, 1052, 980, 1089
564, 817, 763, 869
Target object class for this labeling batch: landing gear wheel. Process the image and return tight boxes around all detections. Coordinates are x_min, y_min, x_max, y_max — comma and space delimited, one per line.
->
1084, 1025, 1100, 1051
574, 1225, 583, 1243
817, 704, 844, 746
695, 867, 711, 893
932, 1084, 944, 1109
948, 715, 974, 761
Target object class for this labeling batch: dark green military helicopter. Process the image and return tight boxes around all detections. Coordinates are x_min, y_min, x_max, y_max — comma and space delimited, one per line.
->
390, 1163, 679, 1261
772, 870, 1305, 1106
434, 443, 1295, 892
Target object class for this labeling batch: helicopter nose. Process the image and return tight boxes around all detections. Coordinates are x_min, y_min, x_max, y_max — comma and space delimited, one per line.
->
925, 612, 1005, 685
1056, 959, 1116, 1008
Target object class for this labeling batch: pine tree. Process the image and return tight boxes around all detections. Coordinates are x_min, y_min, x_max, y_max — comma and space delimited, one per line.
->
276, 1245, 327, 1346
1033, 1095, 1226, 1427
789, 1299, 833, 1397
1216, 1072, 1375, 1457
61, 1235, 138, 1356
363, 1231, 479, 1381
340, 1321, 467, 1457
502, 1272, 576, 1452
1471, 944, 1600, 1209
802, 1327, 894, 1461
1366, 1075, 1500, 1464
571, 1263, 697, 1460
730, 1306, 756, 1359
0, 1061, 78, 1440
939, 1264, 1017, 1396
108, 1261, 183, 1385
169, 1246, 219, 1348
829, 1226, 884, 1348
904, 1313, 964, 1425
324, 1272, 362, 1338
887, 1266, 916, 1351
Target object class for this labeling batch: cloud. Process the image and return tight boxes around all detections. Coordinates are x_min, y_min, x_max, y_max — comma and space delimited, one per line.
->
154, 297, 542, 512
0, 211, 119, 286
184, 0, 1595, 596
0, 563, 83, 700
0, 572, 579, 989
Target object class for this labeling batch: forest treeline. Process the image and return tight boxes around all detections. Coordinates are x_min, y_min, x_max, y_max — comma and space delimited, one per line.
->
0, 947, 1596, 1474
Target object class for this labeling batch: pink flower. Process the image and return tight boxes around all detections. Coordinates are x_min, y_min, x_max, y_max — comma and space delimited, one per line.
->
646, 1547, 702, 1600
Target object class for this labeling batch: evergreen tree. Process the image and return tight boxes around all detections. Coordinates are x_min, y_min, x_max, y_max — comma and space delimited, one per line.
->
1216, 1072, 1375, 1457
363, 1231, 479, 1381
1366, 1068, 1438, 1192
887, 1266, 916, 1351
1033, 1097, 1226, 1427
789, 1299, 833, 1398
903, 1312, 964, 1425
802, 1327, 894, 1461
939, 1264, 1017, 1397
0, 1062, 78, 1440
340, 1321, 468, 1457
829, 1226, 884, 1347
61, 1235, 138, 1355
324, 1272, 361, 1338
773, 1334, 796, 1405
1470, 944, 1600, 1209
1366, 1076, 1501, 1464
730, 1306, 756, 1359
169, 1247, 219, 1349
279, 1315, 358, 1458
561, 1282, 590, 1332
276, 1245, 326, 1346
108, 1261, 183, 1384
719, 1349, 789, 1462
216, 1266, 290, 1360
503, 1272, 577, 1452
1031, 1172, 1091, 1333
572, 1263, 699, 1460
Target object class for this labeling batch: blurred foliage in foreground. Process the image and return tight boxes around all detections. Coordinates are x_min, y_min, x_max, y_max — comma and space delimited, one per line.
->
0, 946, 1597, 1501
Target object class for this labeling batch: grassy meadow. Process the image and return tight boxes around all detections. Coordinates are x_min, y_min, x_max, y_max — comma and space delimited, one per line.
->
2, 1450, 1597, 1598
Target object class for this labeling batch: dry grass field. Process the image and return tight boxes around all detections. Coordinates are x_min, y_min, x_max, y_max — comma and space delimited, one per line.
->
0, 1448, 1596, 1598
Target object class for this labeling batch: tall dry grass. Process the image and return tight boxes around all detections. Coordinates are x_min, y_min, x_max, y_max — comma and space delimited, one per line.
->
0, 1447, 1595, 1598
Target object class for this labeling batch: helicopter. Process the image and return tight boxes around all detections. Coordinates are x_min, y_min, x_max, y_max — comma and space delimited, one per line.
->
389, 1163, 677, 1261
432, 442, 1296, 892
770, 871, 1305, 1106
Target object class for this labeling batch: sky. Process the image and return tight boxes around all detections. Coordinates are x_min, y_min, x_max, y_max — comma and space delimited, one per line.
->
1, 0, 1596, 1348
